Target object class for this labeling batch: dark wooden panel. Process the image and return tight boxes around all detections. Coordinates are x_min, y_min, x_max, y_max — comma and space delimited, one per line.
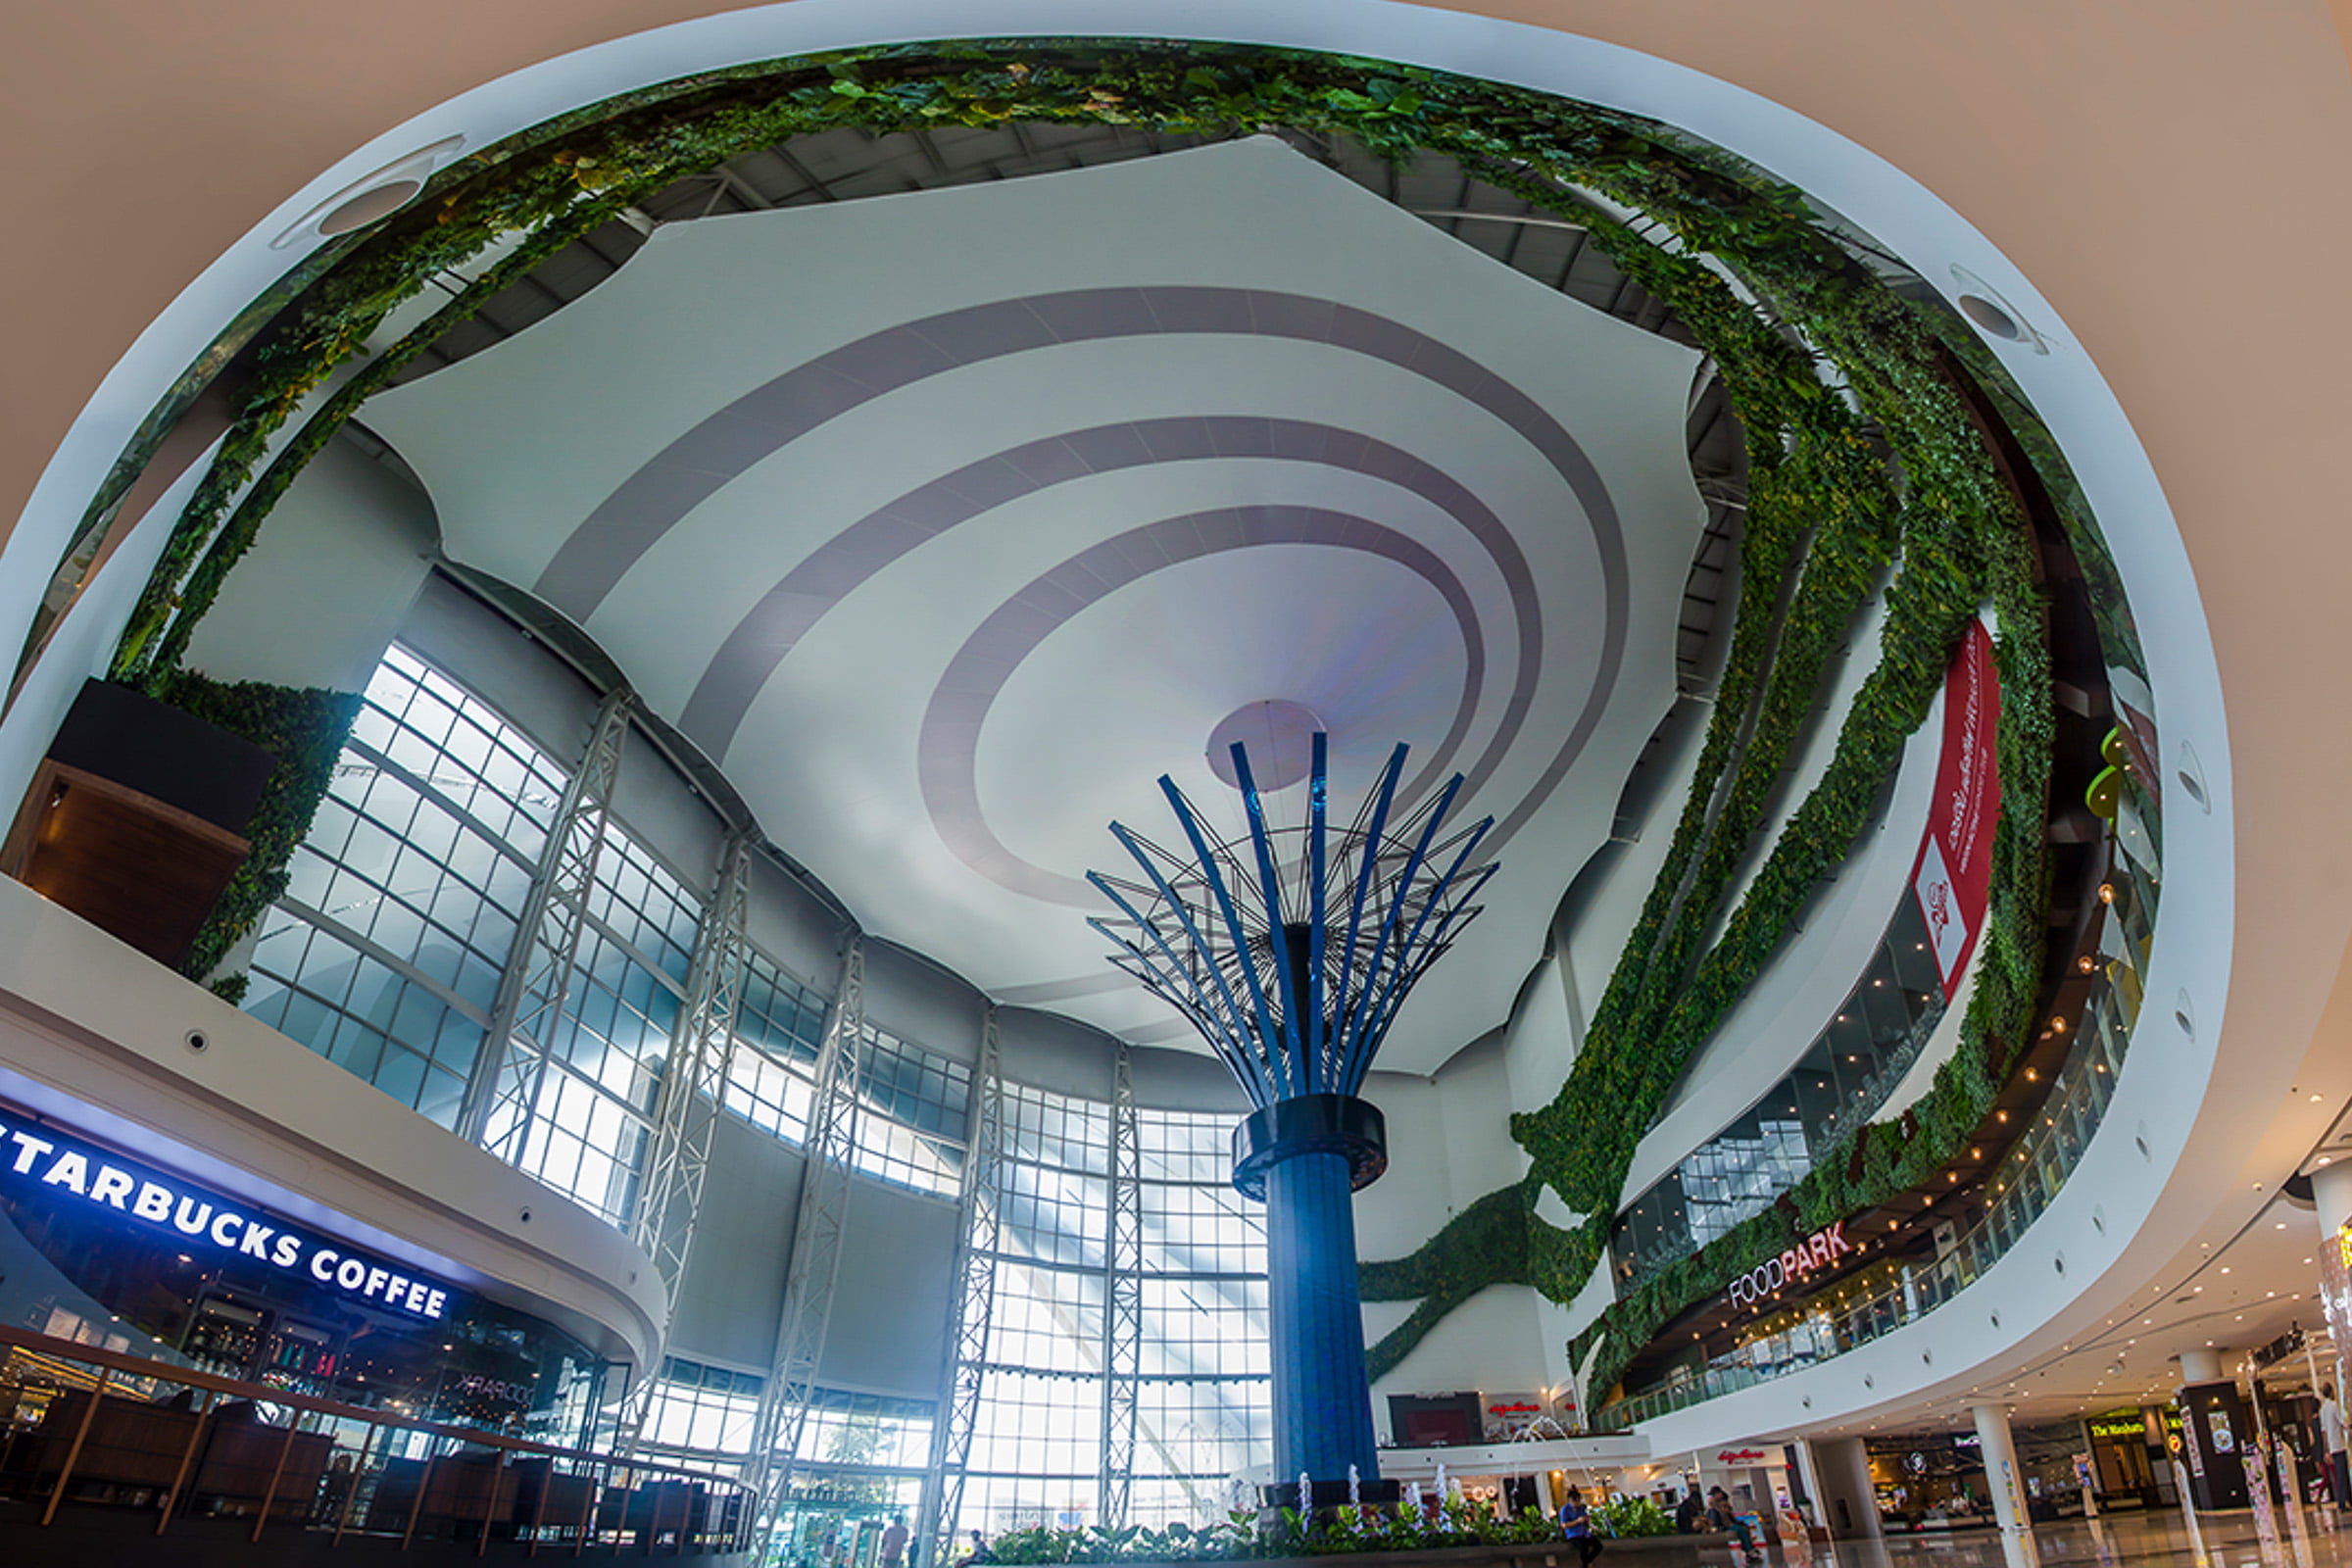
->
7, 760, 249, 967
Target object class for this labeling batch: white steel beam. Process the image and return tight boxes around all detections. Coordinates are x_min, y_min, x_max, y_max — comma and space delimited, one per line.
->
461, 687, 631, 1154
612, 831, 754, 1450
1099, 1042, 1143, 1528
749, 933, 866, 1547
918, 1006, 1003, 1564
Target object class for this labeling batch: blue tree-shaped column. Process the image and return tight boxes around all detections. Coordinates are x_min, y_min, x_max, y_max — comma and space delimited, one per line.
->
1090, 734, 1496, 1493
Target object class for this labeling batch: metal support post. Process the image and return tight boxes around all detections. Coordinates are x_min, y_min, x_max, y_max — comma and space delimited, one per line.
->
614, 832, 754, 1448
462, 687, 633, 1152
749, 933, 866, 1550
919, 1008, 1004, 1565
1100, 1043, 1142, 1528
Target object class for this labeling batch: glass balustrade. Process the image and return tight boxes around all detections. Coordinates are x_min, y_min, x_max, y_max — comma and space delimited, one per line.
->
1598, 791, 2159, 1431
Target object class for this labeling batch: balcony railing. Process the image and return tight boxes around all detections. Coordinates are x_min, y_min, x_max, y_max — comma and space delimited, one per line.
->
0, 1322, 755, 1558
1597, 835, 2155, 1431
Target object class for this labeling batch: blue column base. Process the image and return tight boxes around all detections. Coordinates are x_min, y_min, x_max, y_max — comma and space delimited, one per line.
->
1260, 1149, 1381, 1486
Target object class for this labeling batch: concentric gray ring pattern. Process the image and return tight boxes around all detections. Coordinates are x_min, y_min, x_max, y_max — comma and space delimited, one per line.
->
918, 504, 1485, 906
531, 284, 1635, 863
678, 414, 1545, 813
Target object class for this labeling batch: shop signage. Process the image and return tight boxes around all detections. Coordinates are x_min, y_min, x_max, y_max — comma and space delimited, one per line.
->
1718, 1450, 1768, 1465
1912, 620, 2002, 1000
1489, 1401, 1543, 1416
2087, 1416, 2148, 1442
1726, 1222, 1853, 1307
0, 1103, 454, 1320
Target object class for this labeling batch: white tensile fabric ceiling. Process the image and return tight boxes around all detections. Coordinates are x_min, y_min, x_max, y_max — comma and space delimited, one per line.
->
368, 137, 1706, 1070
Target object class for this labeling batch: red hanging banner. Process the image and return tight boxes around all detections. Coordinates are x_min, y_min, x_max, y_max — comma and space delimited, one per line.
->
1912, 621, 2002, 1000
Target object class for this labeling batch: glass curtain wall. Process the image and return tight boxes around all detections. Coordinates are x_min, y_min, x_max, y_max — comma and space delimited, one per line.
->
245, 644, 565, 1126
1129, 1107, 1271, 1526
725, 953, 833, 1142
956, 1089, 1268, 1536
239, 645, 1267, 1533
246, 642, 710, 1228
1608, 897, 1946, 1285
485, 828, 704, 1225
643, 1355, 934, 1568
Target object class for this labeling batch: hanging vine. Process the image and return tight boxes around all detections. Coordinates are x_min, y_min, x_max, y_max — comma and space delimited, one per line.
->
63, 41, 2077, 1400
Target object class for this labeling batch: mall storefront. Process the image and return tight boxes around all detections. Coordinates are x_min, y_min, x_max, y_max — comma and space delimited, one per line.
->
0, 1090, 620, 1447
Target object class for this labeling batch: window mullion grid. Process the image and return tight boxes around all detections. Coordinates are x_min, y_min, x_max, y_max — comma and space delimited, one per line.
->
338, 731, 546, 874
270, 895, 495, 1029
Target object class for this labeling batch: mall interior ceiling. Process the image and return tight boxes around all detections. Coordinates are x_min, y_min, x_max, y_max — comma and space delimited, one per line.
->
7, 1, 2352, 1540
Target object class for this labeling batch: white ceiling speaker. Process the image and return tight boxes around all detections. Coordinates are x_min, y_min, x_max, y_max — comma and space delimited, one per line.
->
272, 134, 468, 251
1949, 265, 2048, 355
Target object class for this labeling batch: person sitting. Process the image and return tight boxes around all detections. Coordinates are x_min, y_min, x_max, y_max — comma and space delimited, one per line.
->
1675, 1492, 1706, 1534
1558, 1486, 1604, 1566
1707, 1488, 1755, 1554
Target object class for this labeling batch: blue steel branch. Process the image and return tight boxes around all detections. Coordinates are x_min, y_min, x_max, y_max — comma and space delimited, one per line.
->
1090, 734, 1495, 1492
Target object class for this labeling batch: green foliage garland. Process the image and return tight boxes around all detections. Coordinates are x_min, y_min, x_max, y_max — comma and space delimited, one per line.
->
140, 671, 363, 988
58, 39, 2072, 1401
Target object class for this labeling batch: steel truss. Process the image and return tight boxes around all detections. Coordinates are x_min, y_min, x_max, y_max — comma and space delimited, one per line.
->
749, 934, 866, 1544
918, 1007, 1003, 1567
1099, 1044, 1142, 1528
461, 687, 632, 1154
612, 833, 754, 1450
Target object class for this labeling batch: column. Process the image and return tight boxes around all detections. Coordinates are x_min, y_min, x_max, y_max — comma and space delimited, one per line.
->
2176, 1349, 2251, 1509
1263, 1150, 1381, 1486
2313, 1163, 2352, 1392
1796, 1437, 1881, 1541
1973, 1404, 2032, 1544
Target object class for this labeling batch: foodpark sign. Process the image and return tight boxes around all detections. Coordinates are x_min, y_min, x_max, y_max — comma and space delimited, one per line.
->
1726, 1222, 1853, 1309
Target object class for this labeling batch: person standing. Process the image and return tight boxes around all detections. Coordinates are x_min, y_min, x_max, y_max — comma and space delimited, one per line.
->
2322, 1384, 2349, 1513
881, 1516, 911, 1568
1558, 1486, 1604, 1566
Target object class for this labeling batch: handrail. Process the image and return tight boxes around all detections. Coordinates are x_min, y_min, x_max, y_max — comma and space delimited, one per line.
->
0, 1323, 721, 1483
0, 1323, 756, 1555
1599, 830, 2158, 1431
